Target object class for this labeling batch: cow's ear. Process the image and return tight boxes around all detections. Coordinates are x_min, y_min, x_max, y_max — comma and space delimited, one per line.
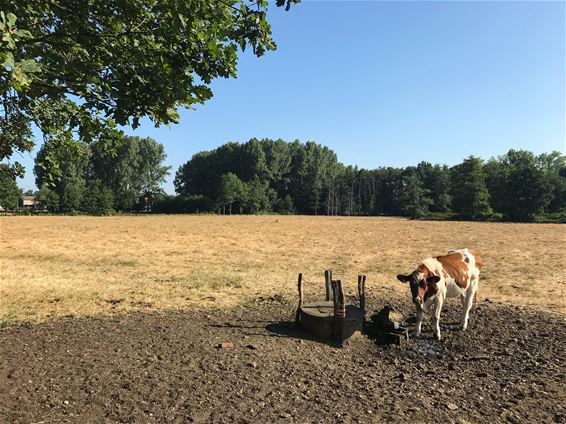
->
426, 275, 441, 285
397, 274, 411, 283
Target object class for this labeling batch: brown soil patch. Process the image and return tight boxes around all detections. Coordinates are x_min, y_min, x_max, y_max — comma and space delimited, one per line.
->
1, 298, 564, 423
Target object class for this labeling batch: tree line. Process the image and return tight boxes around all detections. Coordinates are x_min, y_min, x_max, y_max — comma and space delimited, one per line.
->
169, 138, 565, 222
0, 136, 170, 214
0, 137, 563, 222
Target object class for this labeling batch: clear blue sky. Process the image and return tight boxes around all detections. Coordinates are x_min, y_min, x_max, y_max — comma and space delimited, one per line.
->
18, 0, 565, 193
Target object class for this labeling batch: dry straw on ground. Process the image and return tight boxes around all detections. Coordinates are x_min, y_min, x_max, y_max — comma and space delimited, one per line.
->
1, 215, 564, 324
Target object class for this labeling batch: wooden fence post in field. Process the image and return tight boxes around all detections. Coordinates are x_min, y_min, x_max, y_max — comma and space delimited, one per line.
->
295, 273, 303, 326
324, 269, 332, 301
332, 280, 346, 346
358, 274, 366, 333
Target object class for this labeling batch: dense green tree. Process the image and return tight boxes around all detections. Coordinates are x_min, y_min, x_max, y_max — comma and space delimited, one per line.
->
536, 151, 566, 213
35, 183, 59, 212
0, 1, 298, 178
172, 138, 562, 221
0, 164, 22, 210
450, 156, 491, 219
152, 193, 213, 214
400, 169, 433, 219
91, 136, 170, 211
34, 135, 169, 213
288, 141, 338, 214
536, 151, 565, 174
337, 165, 358, 216
416, 162, 451, 213
499, 150, 551, 221
263, 138, 292, 194
374, 167, 404, 216
59, 174, 85, 213
81, 179, 114, 215
218, 172, 246, 214
174, 150, 215, 198
272, 195, 295, 214
34, 141, 90, 212
358, 169, 376, 215
244, 178, 270, 213
175, 138, 341, 215
484, 158, 507, 214
485, 150, 564, 220
137, 137, 172, 197
237, 139, 269, 182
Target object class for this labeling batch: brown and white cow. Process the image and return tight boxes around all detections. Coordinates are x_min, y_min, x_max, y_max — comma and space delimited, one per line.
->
397, 249, 483, 340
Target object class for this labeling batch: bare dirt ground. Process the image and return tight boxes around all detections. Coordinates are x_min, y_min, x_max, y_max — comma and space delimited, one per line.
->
1, 296, 564, 423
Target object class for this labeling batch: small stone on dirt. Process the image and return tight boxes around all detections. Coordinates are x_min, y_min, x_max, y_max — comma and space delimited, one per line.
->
246, 344, 258, 350
446, 403, 458, 411
279, 412, 292, 419
217, 342, 234, 349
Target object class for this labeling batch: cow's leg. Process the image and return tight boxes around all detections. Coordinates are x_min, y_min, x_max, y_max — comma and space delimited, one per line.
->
432, 297, 444, 340
460, 278, 478, 330
413, 307, 424, 337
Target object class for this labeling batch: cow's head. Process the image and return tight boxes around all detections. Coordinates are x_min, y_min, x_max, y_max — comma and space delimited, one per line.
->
397, 268, 440, 308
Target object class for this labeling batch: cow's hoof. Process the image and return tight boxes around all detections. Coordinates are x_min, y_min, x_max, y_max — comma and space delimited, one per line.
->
411, 331, 421, 338
459, 323, 468, 331
435, 334, 442, 341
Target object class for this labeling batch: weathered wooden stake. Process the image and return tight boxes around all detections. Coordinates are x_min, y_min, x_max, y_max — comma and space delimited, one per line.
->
332, 280, 346, 346
362, 275, 367, 309
331, 280, 338, 309
358, 275, 366, 316
324, 269, 332, 301
358, 274, 366, 333
294, 273, 303, 326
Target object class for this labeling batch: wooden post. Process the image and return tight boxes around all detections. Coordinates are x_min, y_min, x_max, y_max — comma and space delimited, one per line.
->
362, 275, 367, 313
332, 280, 346, 346
331, 280, 338, 310
358, 274, 366, 333
324, 269, 332, 301
294, 273, 303, 326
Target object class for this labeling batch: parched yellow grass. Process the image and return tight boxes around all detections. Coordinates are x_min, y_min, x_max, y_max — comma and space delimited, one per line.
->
0, 215, 564, 324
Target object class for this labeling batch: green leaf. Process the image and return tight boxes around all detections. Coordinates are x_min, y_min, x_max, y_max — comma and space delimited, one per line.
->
1, 51, 14, 68
6, 13, 16, 26
15, 29, 32, 38
18, 59, 41, 73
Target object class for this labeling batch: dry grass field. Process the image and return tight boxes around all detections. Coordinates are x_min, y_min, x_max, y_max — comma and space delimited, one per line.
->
0, 215, 564, 324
